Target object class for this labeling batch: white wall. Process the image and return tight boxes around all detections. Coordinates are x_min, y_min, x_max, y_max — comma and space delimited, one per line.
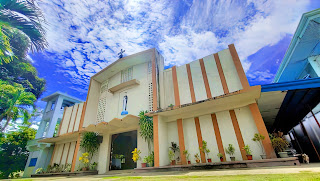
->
216, 111, 243, 161
183, 118, 200, 164
203, 55, 224, 97
218, 49, 242, 92
162, 69, 175, 108
199, 114, 220, 162
177, 65, 192, 105
190, 60, 207, 102
167, 121, 179, 161
158, 116, 169, 166
235, 106, 264, 160
137, 127, 149, 168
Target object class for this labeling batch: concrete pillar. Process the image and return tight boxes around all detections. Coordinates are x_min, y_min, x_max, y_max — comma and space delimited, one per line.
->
46, 96, 64, 137
35, 120, 47, 139
308, 56, 320, 77
98, 133, 111, 174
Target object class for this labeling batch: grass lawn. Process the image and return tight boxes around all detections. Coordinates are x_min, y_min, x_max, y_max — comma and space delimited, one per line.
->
103, 171, 320, 181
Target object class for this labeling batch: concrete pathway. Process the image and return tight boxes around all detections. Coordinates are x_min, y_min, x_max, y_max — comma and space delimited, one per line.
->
18, 163, 320, 180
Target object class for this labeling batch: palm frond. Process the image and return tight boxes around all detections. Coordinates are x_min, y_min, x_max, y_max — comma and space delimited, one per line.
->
0, 0, 47, 52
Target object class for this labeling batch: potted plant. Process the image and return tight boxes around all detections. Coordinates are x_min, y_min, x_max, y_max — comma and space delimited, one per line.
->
169, 142, 180, 164
79, 152, 90, 171
168, 104, 174, 110
169, 150, 175, 165
217, 153, 224, 162
145, 152, 154, 167
183, 150, 191, 164
252, 133, 267, 159
194, 153, 201, 163
242, 145, 253, 160
80, 132, 100, 160
225, 144, 236, 161
132, 148, 146, 168
200, 140, 212, 162
270, 133, 289, 158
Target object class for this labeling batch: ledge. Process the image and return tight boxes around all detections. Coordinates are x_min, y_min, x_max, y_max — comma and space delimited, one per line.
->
109, 79, 140, 93
147, 86, 261, 121
38, 131, 81, 143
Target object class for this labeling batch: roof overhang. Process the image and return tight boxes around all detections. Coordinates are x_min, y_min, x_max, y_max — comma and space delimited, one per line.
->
84, 114, 139, 134
259, 78, 320, 133
274, 8, 320, 82
41, 91, 83, 103
147, 86, 261, 122
38, 131, 80, 144
92, 48, 154, 83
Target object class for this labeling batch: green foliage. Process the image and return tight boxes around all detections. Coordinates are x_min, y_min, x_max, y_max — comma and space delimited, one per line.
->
0, 80, 36, 132
8, 170, 24, 179
252, 133, 265, 154
80, 132, 100, 159
242, 145, 252, 155
200, 140, 211, 158
194, 153, 200, 162
217, 153, 224, 158
143, 151, 154, 165
138, 110, 153, 152
168, 150, 175, 161
89, 162, 97, 171
169, 142, 179, 153
0, 0, 47, 52
270, 135, 289, 153
0, 126, 36, 178
225, 144, 235, 156
0, 25, 14, 65
183, 150, 190, 161
0, 30, 46, 99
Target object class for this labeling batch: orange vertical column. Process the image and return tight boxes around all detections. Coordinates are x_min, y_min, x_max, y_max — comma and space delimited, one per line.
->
71, 134, 81, 172
229, 110, 247, 160
177, 119, 187, 165
228, 44, 250, 89
199, 58, 212, 98
186, 64, 196, 102
186, 63, 205, 162
194, 117, 206, 163
211, 114, 226, 161
71, 104, 80, 132
50, 145, 57, 166
214, 53, 229, 94
248, 103, 276, 158
151, 49, 160, 167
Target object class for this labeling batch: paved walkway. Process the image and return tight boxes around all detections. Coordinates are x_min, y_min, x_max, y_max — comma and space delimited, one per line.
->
21, 163, 320, 180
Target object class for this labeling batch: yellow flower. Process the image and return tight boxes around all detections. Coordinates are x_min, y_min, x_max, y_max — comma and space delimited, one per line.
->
79, 157, 83, 161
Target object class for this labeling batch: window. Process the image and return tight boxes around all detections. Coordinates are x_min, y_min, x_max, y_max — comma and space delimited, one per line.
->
29, 158, 37, 167
121, 67, 133, 83
121, 94, 128, 115
50, 101, 55, 111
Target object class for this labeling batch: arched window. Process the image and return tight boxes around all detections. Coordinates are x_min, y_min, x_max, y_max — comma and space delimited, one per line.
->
121, 95, 128, 115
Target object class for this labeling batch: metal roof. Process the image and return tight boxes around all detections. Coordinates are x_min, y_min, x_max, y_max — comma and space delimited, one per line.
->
274, 8, 320, 82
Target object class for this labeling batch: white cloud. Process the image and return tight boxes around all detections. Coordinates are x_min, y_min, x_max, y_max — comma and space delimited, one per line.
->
36, 0, 311, 90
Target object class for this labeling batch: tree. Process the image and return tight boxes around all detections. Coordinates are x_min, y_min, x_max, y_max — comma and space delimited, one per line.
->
0, 80, 36, 132
0, 12, 46, 99
0, 0, 47, 65
0, 126, 36, 178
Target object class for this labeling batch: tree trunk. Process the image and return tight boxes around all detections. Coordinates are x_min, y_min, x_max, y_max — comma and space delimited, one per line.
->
0, 116, 11, 133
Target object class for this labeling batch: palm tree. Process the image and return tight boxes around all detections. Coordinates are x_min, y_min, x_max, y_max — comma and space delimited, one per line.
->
0, 80, 36, 132
0, 0, 47, 64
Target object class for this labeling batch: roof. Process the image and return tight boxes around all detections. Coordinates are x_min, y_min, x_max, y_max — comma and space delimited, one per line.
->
41, 91, 83, 103
92, 48, 155, 83
259, 77, 320, 133
274, 8, 320, 82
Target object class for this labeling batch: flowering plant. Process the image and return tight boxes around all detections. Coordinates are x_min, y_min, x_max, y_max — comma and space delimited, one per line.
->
132, 148, 141, 162
79, 152, 90, 168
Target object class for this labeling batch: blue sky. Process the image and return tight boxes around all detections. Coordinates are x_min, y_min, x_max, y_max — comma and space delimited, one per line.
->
31, 0, 320, 109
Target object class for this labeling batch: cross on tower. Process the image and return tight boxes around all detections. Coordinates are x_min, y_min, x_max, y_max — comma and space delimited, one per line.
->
118, 49, 125, 59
